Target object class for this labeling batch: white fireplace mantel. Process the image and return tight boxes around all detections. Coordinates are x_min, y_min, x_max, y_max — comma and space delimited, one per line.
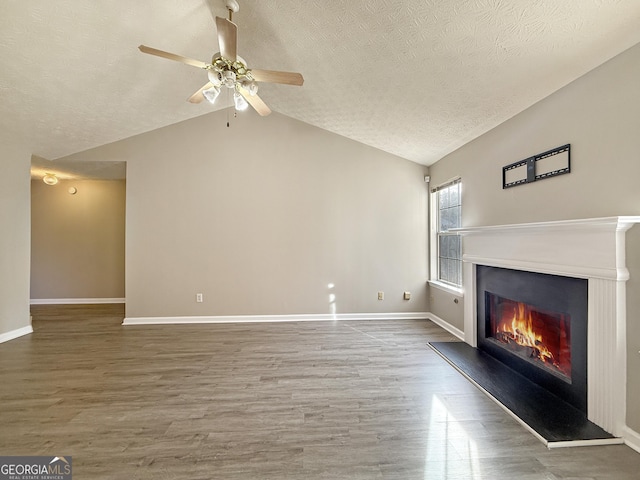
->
453, 216, 640, 437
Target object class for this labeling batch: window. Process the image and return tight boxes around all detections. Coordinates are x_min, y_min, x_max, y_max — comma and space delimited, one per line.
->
432, 178, 462, 288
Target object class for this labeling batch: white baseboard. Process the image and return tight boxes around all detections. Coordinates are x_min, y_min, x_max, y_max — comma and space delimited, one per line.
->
426, 312, 465, 340
30, 298, 125, 305
0, 325, 33, 344
623, 426, 640, 454
123, 311, 430, 326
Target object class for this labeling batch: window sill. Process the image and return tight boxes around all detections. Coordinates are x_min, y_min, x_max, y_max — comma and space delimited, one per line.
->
428, 280, 464, 298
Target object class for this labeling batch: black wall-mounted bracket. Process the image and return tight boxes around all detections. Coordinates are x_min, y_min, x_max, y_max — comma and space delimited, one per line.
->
502, 144, 571, 189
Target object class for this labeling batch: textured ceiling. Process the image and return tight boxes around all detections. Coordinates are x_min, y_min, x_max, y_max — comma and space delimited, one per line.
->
2, 0, 640, 172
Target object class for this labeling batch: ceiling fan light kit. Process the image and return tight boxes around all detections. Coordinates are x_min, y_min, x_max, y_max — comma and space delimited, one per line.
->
233, 92, 249, 111
202, 85, 221, 104
138, 0, 303, 117
222, 69, 236, 87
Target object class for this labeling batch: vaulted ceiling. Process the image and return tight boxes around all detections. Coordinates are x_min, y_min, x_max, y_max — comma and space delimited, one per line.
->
2, 0, 640, 170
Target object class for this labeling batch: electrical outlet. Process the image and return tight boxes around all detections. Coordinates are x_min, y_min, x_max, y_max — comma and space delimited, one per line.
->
404, 291, 411, 300
196, 293, 203, 303
378, 291, 384, 301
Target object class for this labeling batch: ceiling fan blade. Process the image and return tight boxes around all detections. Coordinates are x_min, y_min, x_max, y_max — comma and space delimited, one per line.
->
238, 87, 271, 116
138, 45, 208, 69
187, 82, 214, 104
250, 69, 304, 86
215, 17, 237, 62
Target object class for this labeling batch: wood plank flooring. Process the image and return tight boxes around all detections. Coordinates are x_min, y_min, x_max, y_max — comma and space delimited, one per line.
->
1, 304, 639, 479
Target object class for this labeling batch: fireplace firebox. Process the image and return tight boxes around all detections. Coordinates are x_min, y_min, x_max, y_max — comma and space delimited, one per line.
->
477, 266, 588, 413
486, 293, 572, 380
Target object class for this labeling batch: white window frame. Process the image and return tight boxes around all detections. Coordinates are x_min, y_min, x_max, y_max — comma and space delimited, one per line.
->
429, 177, 463, 295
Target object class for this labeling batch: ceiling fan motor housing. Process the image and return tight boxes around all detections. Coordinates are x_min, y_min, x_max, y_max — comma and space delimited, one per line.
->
208, 53, 251, 89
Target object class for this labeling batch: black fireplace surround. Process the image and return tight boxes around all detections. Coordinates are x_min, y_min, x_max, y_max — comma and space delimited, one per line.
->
476, 265, 588, 413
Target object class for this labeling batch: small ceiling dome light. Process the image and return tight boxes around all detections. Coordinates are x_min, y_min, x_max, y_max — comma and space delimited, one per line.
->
202, 85, 221, 104
68, 187, 78, 195
233, 92, 249, 111
43, 173, 58, 185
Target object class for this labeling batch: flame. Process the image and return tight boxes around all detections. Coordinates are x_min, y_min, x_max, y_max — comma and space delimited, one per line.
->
497, 302, 555, 365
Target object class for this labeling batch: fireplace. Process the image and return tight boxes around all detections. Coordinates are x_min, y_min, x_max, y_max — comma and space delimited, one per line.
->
476, 266, 587, 412
454, 217, 640, 438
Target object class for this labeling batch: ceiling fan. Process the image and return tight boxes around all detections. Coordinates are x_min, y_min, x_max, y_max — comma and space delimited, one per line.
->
138, 0, 303, 116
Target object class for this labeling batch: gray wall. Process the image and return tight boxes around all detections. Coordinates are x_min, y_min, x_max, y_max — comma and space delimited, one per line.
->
428, 43, 640, 431
0, 144, 31, 338
30, 179, 126, 300
60, 111, 430, 318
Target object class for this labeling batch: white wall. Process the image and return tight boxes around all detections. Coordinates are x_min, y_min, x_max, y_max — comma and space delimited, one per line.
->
428, 42, 640, 431
60, 111, 430, 318
30, 179, 126, 300
0, 145, 31, 339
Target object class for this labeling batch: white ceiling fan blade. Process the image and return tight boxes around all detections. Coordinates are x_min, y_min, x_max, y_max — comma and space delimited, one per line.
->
238, 87, 271, 116
138, 45, 208, 69
250, 69, 304, 86
216, 17, 237, 62
187, 82, 215, 104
